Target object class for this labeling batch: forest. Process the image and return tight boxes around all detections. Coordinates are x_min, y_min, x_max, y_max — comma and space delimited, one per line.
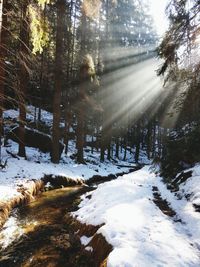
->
0, 0, 200, 266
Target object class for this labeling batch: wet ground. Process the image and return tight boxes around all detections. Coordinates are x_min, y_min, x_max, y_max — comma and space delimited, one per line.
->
0, 186, 95, 267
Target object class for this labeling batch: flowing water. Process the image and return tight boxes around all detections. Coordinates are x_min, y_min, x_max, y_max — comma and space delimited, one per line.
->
0, 186, 95, 267
0, 168, 138, 267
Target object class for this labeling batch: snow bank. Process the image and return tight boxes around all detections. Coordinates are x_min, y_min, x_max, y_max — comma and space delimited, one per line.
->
0, 138, 135, 203
158, 164, 200, 250
73, 167, 200, 266
0, 186, 20, 202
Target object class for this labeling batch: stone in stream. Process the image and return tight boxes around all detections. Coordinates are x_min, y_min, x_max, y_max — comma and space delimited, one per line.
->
50, 234, 71, 250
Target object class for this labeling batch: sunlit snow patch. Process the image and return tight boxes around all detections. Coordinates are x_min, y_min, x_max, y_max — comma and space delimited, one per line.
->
0, 216, 24, 249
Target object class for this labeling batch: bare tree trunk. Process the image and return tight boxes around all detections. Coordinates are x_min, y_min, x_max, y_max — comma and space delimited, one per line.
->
51, 0, 66, 163
64, 106, 72, 154
70, 0, 77, 76
146, 121, 152, 159
100, 113, 106, 161
135, 122, 141, 163
18, 0, 29, 158
115, 136, 119, 158
77, 12, 87, 163
0, 0, 8, 143
152, 119, 156, 158
77, 97, 84, 163
123, 136, 127, 161
38, 51, 45, 124
100, 0, 109, 162
158, 125, 162, 157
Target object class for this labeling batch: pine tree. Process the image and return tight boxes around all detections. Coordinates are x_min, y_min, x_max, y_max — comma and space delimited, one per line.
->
18, 0, 30, 158
51, 0, 66, 163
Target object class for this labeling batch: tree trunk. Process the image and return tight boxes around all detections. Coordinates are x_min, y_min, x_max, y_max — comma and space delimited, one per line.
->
77, 90, 84, 163
100, 115, 105, 161
76, 12, 87, 163
135, 122, 141, 163
152, 119, 156, 158
18, 0, 29, 158
38, 51, 45, 124
100, 0, 109, 162
0, 0, 8, 142
51, 0, 66, 163
123, 136, 127, 161
64, 106, 72, 154
115, 136, 119, 158
146, 121, 152, 159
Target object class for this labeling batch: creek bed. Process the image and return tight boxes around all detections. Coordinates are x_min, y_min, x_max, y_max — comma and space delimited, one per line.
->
0, 167, 139, 266
0, 186, 95, 267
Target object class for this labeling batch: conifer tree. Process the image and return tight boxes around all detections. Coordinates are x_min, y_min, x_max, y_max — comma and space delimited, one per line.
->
51, 0, 66, 163
18, 0, 30, 157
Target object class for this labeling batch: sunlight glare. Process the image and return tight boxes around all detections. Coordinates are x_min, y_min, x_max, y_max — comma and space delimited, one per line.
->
149, 0, 169, 37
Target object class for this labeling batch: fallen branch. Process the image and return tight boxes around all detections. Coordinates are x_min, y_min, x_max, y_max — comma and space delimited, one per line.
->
6, 149, 20, 160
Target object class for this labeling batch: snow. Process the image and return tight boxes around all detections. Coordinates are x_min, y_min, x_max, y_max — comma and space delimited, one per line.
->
85, 246, 93, 252
80, 236, 94, 252
158, 164, 200, 250
2, 106, 200, 266
0, 139, 135, 202
0, 215, 24, 249
80, 235, 93, 246
3, 105, 54, 127
73, 167, 200, 267
0, 185, 20, 201
0, 107, 138, 202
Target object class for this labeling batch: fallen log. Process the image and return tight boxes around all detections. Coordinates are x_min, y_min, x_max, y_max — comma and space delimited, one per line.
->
6, 126, 64, 159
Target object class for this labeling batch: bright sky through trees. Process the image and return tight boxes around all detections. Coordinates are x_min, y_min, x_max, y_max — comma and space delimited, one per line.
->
149, 0, 169, 36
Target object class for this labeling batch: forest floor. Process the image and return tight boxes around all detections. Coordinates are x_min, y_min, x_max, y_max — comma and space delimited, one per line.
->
0, 107, 200, 266
0, 106, 147, 203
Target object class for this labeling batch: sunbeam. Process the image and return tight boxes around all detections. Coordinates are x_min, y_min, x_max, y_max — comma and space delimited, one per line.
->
98, 57, 168, 131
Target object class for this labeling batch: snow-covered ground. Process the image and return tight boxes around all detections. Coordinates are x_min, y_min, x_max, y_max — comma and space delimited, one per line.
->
0, 107, 144, 202
0, 139, 137, 202
160, 165, 200, 251
73, 167, 200, 267
3, 105, 55, 128
2, 106, 200, 266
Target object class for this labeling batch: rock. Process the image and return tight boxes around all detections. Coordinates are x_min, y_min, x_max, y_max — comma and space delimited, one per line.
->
50, 234, 71, 250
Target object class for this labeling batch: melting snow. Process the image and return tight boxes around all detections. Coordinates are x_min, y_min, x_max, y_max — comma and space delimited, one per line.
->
73, 167, 200, 267
80, 235, 93, 246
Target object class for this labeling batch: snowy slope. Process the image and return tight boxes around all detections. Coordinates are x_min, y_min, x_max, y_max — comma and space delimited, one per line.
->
0, 140, 135, 202
0, 106, 147, 202
73, 167, 200, 267
158, 165, 200, 251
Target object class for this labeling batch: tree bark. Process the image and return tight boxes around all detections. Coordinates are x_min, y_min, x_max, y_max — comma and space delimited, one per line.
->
100, 0, 109, 162
18, 0, 29, 158
76, 12, 87, 163
146, 121, 152, 159
0, 0, 8, 141
135, 122, 141, 163
51, 0, 66, 163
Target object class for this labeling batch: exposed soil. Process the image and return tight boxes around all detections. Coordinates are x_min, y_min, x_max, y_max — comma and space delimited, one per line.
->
152, 186, 177, 217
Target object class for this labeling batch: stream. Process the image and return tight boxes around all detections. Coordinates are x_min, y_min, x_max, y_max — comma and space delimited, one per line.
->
0, 167, 139, 266
0, 186, 95, 267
